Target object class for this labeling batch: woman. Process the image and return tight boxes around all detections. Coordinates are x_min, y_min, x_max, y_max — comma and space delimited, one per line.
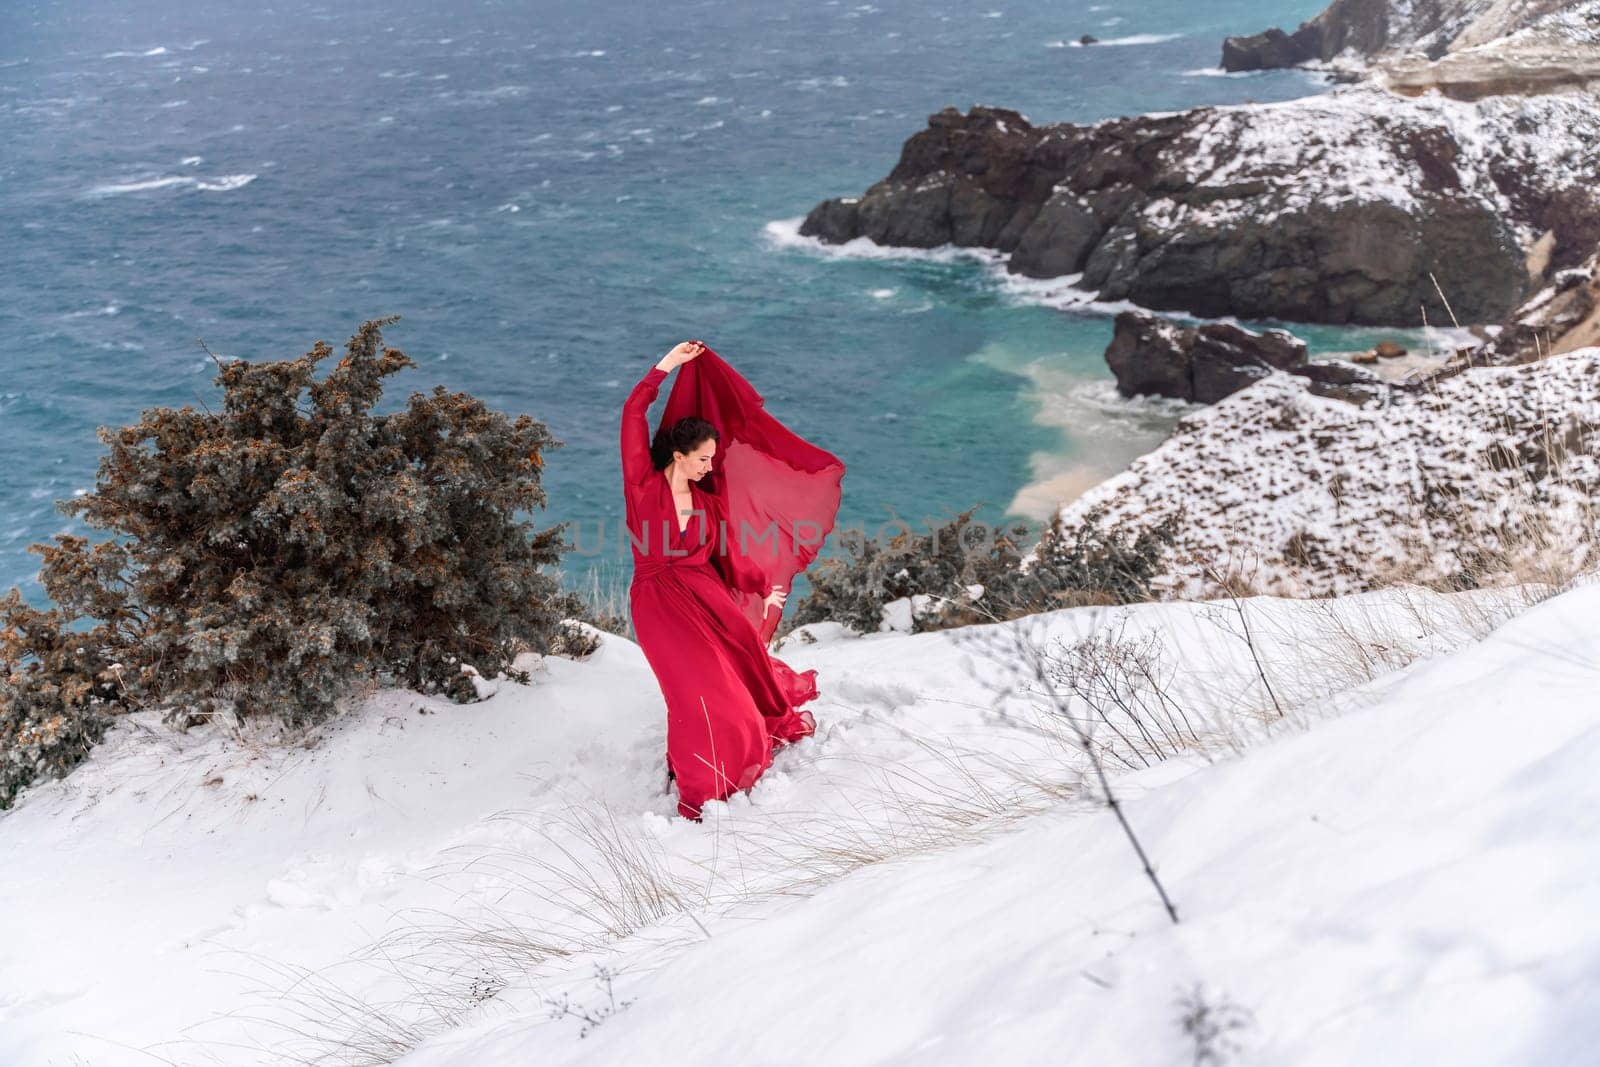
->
621, 339, 845, 820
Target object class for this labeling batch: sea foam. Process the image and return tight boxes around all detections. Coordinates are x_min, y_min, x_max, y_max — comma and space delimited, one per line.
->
87, 173, 257, 196
762, 217, 1004, 267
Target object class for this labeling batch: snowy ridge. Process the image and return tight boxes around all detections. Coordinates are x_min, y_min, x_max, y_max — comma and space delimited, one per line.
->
1450, 0, 1600, 50
1226, 0, 1598, 71
1150, 84, 1599, 244
1056, 347, 1600, 598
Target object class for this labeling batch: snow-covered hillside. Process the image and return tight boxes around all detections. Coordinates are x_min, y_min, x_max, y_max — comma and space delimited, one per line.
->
1149, 83, 1599, 249
1056, 348, 1600, 599
2, 578, 1593, 1065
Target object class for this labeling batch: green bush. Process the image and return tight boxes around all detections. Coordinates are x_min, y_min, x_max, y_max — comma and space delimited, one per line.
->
1, 317, 590, 807
782, 507, 1029, 636
785, 503, 1180, 636
0, 590, 126, 808
989, 502, 1183, 616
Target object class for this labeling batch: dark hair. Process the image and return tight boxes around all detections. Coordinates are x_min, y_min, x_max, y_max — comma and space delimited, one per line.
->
650, 416, 719, 471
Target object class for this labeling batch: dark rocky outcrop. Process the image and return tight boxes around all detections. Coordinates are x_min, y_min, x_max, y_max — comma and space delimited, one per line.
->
1221, 26, 1322, 72
799, 94, 1599, 327
1221, 0, 1429, 72
1105, 310, 1385, 406
1290, 358, 1389, 406
1105, 312, 1302, 403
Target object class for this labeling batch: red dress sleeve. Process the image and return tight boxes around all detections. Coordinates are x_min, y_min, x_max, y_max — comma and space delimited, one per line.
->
621, 365, 668, 486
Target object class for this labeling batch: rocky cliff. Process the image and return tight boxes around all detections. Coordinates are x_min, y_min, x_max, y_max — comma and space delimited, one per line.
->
1220, 0, 1591, 72
1381, 4, 1600, 99
800, 89, 1600, 326
1478, 249, 1600, 362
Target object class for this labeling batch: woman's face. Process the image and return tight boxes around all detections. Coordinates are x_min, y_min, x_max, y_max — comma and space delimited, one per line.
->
676, 438, 716, 481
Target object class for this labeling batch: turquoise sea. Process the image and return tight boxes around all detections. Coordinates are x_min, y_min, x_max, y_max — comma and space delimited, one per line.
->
3, 0, 1388, 607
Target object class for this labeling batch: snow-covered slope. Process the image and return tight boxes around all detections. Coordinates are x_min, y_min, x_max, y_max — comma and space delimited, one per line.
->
0, 582, 1590, 1065
407, 583, 1600, 1067
1056, 347, 1600, 598
1151, 83, 1599, 248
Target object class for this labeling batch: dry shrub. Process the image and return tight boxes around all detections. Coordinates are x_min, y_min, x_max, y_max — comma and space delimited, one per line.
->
787, 502, 1179, 637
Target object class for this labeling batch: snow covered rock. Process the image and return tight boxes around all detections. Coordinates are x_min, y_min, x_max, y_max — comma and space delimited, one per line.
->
1221, 0, 1596, 74
1482, 249, 1600, 363
799, 87, 1600, 326
1057, 347, 1600, 597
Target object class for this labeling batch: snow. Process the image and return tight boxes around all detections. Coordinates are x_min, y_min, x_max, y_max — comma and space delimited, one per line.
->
1464, 0, 1600, 49
412, 586, 1600, 1067
1054, 347, 1600, 598
3, 571, 1594, 1064
1155, 84, 1600, 242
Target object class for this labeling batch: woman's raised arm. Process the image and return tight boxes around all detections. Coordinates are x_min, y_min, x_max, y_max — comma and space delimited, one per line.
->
621, 365, 667, 486
620, 341, 705, 485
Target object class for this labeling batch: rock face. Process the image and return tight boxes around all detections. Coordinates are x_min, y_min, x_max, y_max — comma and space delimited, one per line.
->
1219, 0, 1585, 72
1290, 359, 1390, 405
1105, 310, 1384, 405
1484, 250, 1600, 363
1410, 248, 1600, 370
1383, 41, 1600, 101
1385, 2, 1600, 101
799, 90, 1600, 326
1222, 26, 1322, 72
1057, 348, 1600, 598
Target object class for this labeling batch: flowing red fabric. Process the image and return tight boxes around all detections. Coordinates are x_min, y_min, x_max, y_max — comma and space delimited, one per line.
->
621, 344, 845, 820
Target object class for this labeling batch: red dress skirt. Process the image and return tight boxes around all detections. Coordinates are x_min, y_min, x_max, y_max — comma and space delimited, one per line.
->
620, 352, 844, 819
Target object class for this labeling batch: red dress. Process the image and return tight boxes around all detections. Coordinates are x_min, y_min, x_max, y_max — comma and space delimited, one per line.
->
621, 346, 845, 820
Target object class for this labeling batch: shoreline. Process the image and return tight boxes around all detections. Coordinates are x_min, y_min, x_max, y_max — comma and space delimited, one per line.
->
764, 216, 1483, 522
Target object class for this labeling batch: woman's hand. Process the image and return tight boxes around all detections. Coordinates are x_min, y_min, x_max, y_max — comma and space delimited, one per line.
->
657, 340, 706, 372
762, 584, 787, 615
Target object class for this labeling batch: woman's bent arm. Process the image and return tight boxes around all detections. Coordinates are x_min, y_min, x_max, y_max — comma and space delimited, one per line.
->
622, 342, 705, 485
